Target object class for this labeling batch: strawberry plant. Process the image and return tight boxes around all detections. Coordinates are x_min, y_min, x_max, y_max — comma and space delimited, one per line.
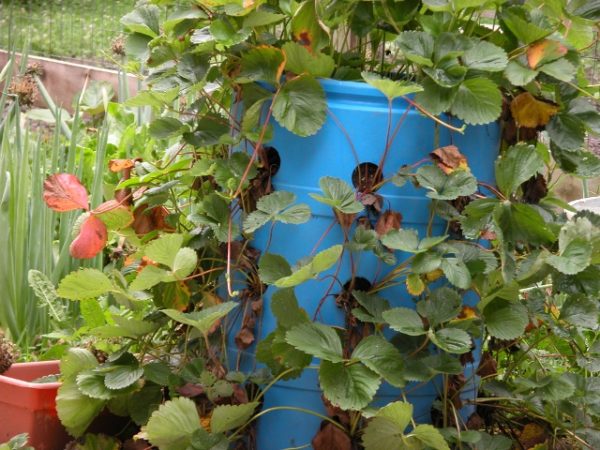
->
37, 0, 600, 449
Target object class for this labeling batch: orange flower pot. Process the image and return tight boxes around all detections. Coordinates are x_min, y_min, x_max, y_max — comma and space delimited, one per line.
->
0, 361, 70, 450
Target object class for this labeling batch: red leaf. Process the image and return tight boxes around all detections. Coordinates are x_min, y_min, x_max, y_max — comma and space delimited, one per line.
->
527, 39, 567, 69
312, 422, 351, 450
43, 173, 89, 212
132, 204, 174, 236
430, 145, 469, 174
70, 214, 107, 259
108, 158, 135, 172
375, 210, 402, 236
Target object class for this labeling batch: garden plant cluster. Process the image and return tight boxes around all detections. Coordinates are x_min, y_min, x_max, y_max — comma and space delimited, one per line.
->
1, 0, 600, 449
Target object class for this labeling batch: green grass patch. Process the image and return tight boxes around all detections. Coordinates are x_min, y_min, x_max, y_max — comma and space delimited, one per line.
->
0, 0, 135, 64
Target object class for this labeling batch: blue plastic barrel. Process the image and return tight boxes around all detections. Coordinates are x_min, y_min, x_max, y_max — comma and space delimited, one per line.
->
235, 78, 499, 450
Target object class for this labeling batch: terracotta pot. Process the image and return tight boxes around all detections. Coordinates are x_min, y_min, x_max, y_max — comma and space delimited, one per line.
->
0, 361, 70, 450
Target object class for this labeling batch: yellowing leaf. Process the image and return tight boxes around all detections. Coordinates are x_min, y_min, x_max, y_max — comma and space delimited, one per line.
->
527, 40, 568, 69
425, 268, 443, 282
510, 92, 559, 128
406, 273, 425, 296
430, 145, 469, 174
455, 306, 478, 321
519, 423, 548, 449
291, 1, 328, 52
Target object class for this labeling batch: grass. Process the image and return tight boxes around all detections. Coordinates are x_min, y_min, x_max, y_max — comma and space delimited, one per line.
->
0, 0, 135, 65
0, 53, 109, 353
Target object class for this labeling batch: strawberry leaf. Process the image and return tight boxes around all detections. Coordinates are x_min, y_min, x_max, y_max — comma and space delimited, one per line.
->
43, 173, 89, 212
70, 214, 108, 259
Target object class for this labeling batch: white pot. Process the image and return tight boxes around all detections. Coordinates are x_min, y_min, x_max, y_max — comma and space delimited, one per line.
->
566, 196, 600, 219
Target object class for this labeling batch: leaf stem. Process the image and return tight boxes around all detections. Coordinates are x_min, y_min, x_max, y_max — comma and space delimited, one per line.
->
230, 406, 346, 440
401, 96, 466, 133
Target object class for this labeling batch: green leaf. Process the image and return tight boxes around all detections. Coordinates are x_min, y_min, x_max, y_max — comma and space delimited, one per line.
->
412, 251, 443, 274
552, 147, 600, 178
282, 42, 335, 78
570, 98, 600, 134
396, 31, 434, 67
145, 234, 184, 269
463, 41, 507, 72
173, 248, 198, 278
352, 335, 405, 387
540, 59, 576, 82
414, 77, 457, 116
242, 96, 270, 137
190, 428, 229, 450
210, 19, 251, 46
362, 402, 413, 450
352, 290, 391, 324
56, 379, 106, 438
80, 298, 106, 328
319, 360, 380, 410
121, 4, 160, 38
495, 144, 545, 197
95, 204, 134, 230
290, 0, 328, 52
128, 384, 163, 426
144, 362, 172, 386
243, 10, 286, 27
381, 229, 418, 252
547, 238, 592, 275
483, 299, 529, 340
531, 374, 576, 401
105, 363, 144, 390
493, 202, 556, 246
273, 245, 343, 288
476, 433, 513, 450
504, 61, 539, 86
258, 253, 292, 284
60, 348, 99, 379
28, 270, 63, 321
547, 113, 586, 150
243, 191, 311, 233
347, 225, 378, 252
309, 176, 363, 214
144, 397, 201, 450
431, 328, 472, 354
381, 228, 448, 253
210, 402, 259, 434
238, 46, 285, 84
190, 194, 237, 243
272, 74, 326, 137
383, 307, 426, 336
257, 330, 312, 378
423, 62, 467, 88
76, 372, 113, 400
412, 424, 450, 450
95, 316, 157, 339
163, 302, 238, 335
416, 165, 477, 200
130, 265, 169, 291
361, 72, 423, 100
286, 322, 343, 362
57, 269, 115, 300
416, 287, 462, 326
125, 88, 180, 109
440, 257, 472, 289
185, 117, 231, 148
572, 0, 600, 20
500, 7, 550, 44
450, 77, 502, 125
271, 288, 310, 329
149, 117, 188, 139
560, 295, 598, 329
